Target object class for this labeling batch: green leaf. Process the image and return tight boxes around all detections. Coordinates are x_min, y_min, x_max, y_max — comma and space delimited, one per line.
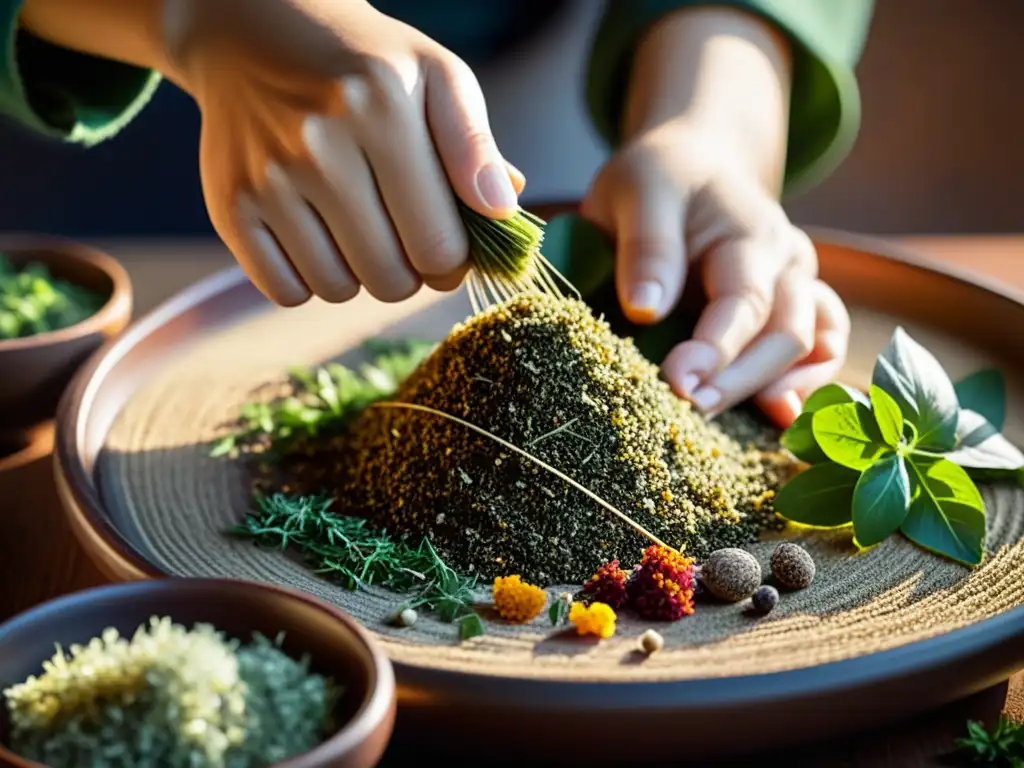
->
812, 403, 889, 471
944, 408, 1024, 471
774, 462, 859, 528
851, 454, 911, 546
901, 457, 986, 566
871, 327, 959, 450
954, 368, 1006, 431
459, 613, 485, 641
548, 598, 570, 627
780, 412, 828, 464
803, 382, 868, 413
869, 385, 904, 448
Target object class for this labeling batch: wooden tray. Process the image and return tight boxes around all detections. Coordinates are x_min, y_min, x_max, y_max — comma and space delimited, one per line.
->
53, 212, 1024, 761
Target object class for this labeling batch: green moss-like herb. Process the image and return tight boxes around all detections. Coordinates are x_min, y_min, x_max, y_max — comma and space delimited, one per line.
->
955, 715, 1024, 765
3, 617, 338, 768
0, 255, 105, 340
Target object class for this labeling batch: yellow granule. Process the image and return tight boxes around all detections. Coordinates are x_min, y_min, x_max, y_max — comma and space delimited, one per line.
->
492, 575, 547, 623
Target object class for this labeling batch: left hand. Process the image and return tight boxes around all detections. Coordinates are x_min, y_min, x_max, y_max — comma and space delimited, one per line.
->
581, 120, 850, 428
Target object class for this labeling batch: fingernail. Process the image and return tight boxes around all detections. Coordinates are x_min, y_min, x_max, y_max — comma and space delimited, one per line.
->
681, 373, 701, 396
691, 386, 722, 413
475, 162, 518, 212
630, 281, 663, 318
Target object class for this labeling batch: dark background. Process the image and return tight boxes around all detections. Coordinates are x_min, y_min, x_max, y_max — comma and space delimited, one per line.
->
0, 0, 1020, 238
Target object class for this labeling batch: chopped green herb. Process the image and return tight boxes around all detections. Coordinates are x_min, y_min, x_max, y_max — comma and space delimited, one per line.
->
548, 594, 571, 627
230, 493, 480, 637
210, 339, 436, 457
0, 254, 104, 340
955, 716, 1024, 765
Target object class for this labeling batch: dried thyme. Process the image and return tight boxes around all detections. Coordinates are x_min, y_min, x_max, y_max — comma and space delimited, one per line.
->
305, 294, 785, 585
230, 494, 482, 639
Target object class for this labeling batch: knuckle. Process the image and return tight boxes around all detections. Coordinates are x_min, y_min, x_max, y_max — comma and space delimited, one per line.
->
742, 286, 774, 325
411, 227, 468, 274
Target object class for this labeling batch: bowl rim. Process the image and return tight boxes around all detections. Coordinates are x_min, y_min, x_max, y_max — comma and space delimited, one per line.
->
0, 235, 132, 352
0, 577, 396, 767
50, 206, 1024, 731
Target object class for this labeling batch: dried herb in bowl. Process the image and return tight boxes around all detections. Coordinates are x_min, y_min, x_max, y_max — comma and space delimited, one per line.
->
3, 616, 338, 768
0, 255, 104, 340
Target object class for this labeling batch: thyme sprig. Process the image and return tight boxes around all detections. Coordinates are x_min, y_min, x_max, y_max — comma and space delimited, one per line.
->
230, 494, 483, 640
210, 339, 436, 458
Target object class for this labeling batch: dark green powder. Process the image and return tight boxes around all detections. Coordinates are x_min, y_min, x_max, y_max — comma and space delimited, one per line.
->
261, 294, 785, 585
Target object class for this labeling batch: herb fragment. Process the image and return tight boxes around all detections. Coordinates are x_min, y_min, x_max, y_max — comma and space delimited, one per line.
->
210, 339, 436, 457
955, 716, 1024, 765
778, 326, 1024, 566
548, 594, 572, 626
230, 493, 481, 638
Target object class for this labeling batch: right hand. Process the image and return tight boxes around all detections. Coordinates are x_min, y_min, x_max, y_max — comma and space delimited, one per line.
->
162, 0, 524, 306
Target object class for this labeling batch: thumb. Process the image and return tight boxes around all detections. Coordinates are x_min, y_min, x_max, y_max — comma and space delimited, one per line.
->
425, 56, 519, 218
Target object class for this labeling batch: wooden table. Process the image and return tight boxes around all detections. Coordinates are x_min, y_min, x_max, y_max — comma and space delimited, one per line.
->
1, 234, 1022, 766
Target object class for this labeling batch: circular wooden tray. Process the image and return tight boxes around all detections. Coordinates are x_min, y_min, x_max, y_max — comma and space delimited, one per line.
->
54, 216, 1024, 761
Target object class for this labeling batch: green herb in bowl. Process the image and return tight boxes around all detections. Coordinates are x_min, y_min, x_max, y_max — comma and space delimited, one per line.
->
0, 255, 105, 340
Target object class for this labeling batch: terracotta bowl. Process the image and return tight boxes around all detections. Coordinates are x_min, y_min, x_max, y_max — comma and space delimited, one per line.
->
0, 578, 396, 768
0, 237, 131, 432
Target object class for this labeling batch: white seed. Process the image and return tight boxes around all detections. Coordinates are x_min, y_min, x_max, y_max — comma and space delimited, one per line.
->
398, 608, 418, 627
639, 628, 664, 654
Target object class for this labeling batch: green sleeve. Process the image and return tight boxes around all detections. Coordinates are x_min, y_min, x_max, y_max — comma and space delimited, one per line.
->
0, 1, 161, 147
587, 0, 874, 195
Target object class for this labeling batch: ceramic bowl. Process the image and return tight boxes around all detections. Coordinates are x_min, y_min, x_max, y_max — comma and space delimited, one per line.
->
0, 237, 131, 432
0, 578, 396, 768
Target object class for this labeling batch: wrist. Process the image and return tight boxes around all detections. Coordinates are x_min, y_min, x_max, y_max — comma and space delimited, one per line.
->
19, 0, 187, 87
623, 5, 792, 194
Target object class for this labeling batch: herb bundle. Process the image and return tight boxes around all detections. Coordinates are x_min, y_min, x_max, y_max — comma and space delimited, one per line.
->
776, 327, 1023, 566
0, 255, 104, 340
231, 494, 484, 640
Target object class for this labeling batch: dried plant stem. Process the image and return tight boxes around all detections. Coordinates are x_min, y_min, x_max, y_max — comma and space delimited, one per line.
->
370, 401, 675, 551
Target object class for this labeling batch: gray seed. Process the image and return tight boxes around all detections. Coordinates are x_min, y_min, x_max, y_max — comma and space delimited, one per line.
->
397, 608, 418, 627
701, 548, 761, 602
770, 542, 815, 589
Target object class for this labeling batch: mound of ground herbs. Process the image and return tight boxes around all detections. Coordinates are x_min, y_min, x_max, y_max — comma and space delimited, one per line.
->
0, 255, 105, 340
3, 617, 338, 768
266, 293, 785, 585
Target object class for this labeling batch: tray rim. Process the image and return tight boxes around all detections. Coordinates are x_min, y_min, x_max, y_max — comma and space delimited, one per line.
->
52, 212, 1024, 753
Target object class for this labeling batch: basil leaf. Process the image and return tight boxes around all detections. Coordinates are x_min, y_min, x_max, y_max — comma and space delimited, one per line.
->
851, 454, 911, 546
459, 613, 485, 640
803, 382, 869, 413
901, 456, 986, 566
943, 408, 1024, 471
812, 403, 889, 471
774, 462, 859, 527
872, 327, 959, 450
870, 385, 904, 448
780, 412, 829, 464
954, 368, 1006, 431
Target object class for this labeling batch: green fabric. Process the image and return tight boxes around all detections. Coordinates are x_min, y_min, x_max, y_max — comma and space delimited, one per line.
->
587, 0, 874, 195
0, 0, 160, 146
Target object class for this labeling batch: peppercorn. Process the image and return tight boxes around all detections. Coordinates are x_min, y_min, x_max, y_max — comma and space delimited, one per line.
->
751, 585, 779, 615
397, 608, 418, 627
639, 629, 664, 654
700, 548, 761, 602
770, 542, 815, 589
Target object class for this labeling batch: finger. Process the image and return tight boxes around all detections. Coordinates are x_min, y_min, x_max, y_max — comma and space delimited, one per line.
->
662, 236, 784, 398
613, 176, 687, 324
506, 160, 526, 196
340, 71, 468, 279
698, 271, 817, 417
423, 263, 469, 293
223, 194, 311, 307
425, 55, 519, 218
756, 280, 850, 426
299, 116, 420, 303
257, 163, 358, 304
